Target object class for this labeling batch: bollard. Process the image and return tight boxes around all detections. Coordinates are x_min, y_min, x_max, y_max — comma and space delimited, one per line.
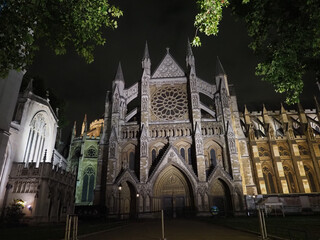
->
258, 207, 268, 240
161, 210, 166, 240
65, 214, 78, 240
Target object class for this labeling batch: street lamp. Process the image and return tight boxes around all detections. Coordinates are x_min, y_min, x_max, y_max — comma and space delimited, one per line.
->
118, 184, 122, 219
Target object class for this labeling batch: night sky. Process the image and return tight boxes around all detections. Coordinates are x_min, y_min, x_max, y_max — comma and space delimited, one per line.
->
26, 0, 317, 141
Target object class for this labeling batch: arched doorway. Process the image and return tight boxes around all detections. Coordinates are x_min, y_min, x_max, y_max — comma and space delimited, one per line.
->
119, 181, 137, 218
209, 179, 233, 215
153, 165, 194, 218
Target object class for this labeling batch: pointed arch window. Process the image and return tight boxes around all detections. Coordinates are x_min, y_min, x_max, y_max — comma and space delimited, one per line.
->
283, 166, 296, 193
279, 146, 290, 157
258, 147, 270, 157
81, 166, 95, 202
304, 165, 317, 192
263, 166, 276, 194
129, 151, 135, 170
298, 145, 309, 156
152, 149, 157, 162
180, 148, 185, 160
188, 148, 192, 165
23, 113, 46, 166
210, 149, 217, 167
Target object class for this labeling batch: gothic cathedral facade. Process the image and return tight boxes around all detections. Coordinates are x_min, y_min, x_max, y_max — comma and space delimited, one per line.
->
94, 43, 248, 216
69, 42, 320, 216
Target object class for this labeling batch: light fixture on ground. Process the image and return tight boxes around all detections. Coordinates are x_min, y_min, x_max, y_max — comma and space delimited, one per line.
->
118, 184, 122, 219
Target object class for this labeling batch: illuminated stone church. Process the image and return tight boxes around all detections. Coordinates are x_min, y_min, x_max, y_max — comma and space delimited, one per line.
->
69, 42, 320, 217
93, 42, 248, 216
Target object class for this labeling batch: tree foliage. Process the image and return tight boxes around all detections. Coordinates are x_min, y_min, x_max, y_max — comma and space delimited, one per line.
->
0, 0, 122, 78
4, 199, 25, 225
193, 0, 320, 104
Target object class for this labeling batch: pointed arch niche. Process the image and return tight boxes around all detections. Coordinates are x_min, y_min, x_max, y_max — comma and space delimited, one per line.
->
121, 143, 137, 171
152, 165, 194, 215
204, 140, 223, 176
208, 179, 233, 215
118, 181, 138, 217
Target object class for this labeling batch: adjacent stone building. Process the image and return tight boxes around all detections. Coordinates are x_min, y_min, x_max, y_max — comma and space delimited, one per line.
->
67, 116, 103, 206
0, 81, 75, 222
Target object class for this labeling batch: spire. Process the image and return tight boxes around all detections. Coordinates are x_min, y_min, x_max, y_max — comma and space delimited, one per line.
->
314, 96, 320, 113
72, 121, 77, 138
81, 114, 87, 136
297, 102, 304, 113
24, 78, 33, 93
280, 103, 288, 123
186, 38, 193, 56
280, 103, 286, 114
262, 104, 269, 124
262, 104, 268, 115
244, 105, 249, 115
297, 102, 307, 124
244, 105, 251, 124
186, 38, 195, 69
143, 41, 150, 60
115, 62, 124, 81
216, 56, 226, 76
142, 41, 151, 70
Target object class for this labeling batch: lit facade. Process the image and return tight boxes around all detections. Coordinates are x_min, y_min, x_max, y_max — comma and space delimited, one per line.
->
0, 81, 75, 222
94, 43, 247, 216
70, 43, 320, 216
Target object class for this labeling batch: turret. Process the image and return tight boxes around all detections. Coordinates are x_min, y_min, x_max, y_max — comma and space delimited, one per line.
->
280, 103, 288, 124
142, 41, 151, 71
297, 103, 307, 124
262, 104, 270, 125
216, 56, 229, 96
244, 105, 251, 124
81, 114, 87, 137
186, 38, 195, 69
314, 96, 320, 121
23, 78, 33, 97
71, 121, 77, 141
112, 62, 125, 92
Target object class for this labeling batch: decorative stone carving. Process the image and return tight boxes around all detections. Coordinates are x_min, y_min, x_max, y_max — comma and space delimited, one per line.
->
192, 94, 199, 109
221, 88, 229, 108
152, 53, 185, 78
196, 138, 204, 155
151, 85, 188, 121
142, 97, 148, 112
113, 92, 119, 112
110, 141, 116, 157
141, 141, 147, 157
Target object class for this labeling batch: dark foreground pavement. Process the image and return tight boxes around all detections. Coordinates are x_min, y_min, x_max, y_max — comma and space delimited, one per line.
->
80, 219, 257, 240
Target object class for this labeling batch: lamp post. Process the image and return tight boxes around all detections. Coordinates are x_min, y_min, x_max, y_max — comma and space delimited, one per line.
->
118, 184, 122, 219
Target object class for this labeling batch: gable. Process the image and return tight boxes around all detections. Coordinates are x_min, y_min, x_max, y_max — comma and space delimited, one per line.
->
152, 52, 185, 78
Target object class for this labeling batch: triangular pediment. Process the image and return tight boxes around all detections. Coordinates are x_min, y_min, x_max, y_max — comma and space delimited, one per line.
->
148, 144, 197, 183
152, 52, 185, 78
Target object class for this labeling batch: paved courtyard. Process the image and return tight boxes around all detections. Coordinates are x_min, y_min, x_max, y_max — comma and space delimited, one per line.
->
80, 219, 257, 240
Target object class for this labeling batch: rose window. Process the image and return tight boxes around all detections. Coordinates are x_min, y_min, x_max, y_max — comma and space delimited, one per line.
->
151, 86, 188, 120
86, 148, 97, 158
